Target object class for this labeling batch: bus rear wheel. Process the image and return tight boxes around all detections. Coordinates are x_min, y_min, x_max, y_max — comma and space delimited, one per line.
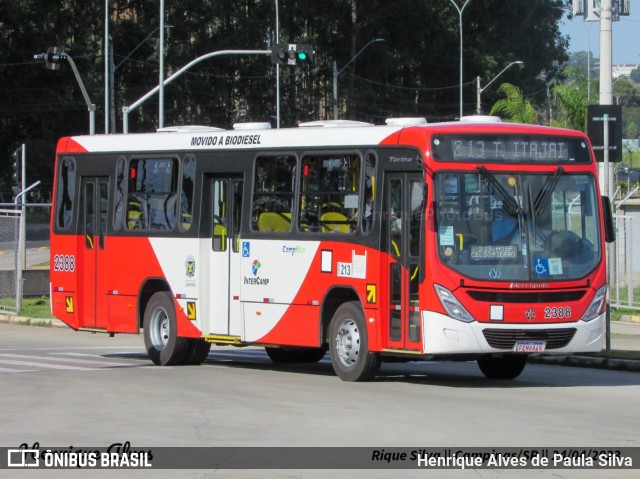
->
143, 291, 189, 366
328, 301, 380, 381
185, 339, 212, 365
477, 354, 527, 380
265, 346, 327, 363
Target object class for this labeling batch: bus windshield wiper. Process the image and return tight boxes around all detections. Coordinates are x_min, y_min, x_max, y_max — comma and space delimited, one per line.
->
533, 167, 563, 217
476, 166, 521, 217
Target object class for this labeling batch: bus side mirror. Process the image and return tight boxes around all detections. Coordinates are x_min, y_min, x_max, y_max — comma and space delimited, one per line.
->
601, 196, 615, 243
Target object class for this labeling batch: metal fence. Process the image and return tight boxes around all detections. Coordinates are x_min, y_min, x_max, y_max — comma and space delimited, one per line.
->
23, 204, 51, 271
611, 214, 640, 310
0, 209, 21, 313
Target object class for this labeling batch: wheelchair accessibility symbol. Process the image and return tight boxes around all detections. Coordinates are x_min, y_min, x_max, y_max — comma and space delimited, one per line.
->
534, 258, 549, 276
242, 241, 250, 258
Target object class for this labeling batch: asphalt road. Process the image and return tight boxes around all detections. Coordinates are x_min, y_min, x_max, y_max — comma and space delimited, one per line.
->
1, 323, 639, 479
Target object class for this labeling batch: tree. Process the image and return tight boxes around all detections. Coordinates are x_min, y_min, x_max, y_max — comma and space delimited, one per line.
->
489, 83, 536, 124
551, 65, 589, 131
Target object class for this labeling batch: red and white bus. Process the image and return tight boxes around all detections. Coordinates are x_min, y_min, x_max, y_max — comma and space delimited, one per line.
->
49, 117, 615, 381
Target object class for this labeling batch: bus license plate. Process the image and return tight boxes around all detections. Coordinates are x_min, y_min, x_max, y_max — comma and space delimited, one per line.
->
514, 341, 546, 353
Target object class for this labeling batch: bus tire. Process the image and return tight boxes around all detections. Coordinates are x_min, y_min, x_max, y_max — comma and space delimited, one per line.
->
328, 301, 380, 381
184, 339, 212, 365
265, 346, 327, 363
477, 354, 527, 380
143, 291, 189, 366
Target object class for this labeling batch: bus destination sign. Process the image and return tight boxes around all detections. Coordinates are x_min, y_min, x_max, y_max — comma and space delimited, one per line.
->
432, 135, 591, 164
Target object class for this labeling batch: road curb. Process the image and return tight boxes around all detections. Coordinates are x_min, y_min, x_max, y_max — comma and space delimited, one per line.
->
0, 314, 67, 329
530, 354, 640, 372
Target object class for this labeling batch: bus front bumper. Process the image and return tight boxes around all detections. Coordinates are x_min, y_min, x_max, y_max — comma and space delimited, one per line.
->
422, 311, 606, 356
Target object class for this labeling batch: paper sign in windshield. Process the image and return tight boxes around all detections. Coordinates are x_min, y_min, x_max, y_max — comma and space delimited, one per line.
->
470, 245, 517, 260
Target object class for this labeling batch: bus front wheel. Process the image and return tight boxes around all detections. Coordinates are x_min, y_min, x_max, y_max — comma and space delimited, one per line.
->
328, 301, 380, 381
143, 291, 189, 366
477, 354, 527, 380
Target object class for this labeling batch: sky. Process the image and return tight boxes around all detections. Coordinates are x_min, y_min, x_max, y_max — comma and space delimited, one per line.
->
559, 5, 640, 65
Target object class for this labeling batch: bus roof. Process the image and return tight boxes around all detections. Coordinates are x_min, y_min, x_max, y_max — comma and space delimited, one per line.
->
56, 118, 588, 155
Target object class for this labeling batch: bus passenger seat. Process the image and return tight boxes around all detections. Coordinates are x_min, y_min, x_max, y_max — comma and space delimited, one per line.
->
257, 212, 291, 232
127, 200, 144, 229
321, 212, 350, 233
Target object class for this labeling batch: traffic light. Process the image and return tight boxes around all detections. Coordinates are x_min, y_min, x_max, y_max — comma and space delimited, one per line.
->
11, 146, 22, 187
271, 43, 314, 66
45, 47, 66, 71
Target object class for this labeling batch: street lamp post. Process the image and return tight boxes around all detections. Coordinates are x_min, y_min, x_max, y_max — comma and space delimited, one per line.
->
122, 49, 271, 133
332, 38, 385, 120
34, 48, 96, 135
448, 0, 472, 118
475, 61, 524, 114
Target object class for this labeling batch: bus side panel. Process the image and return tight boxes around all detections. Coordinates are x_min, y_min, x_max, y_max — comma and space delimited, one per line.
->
106, 295, 138, 333
100, 237, 159, 333
244, 303, 319, 346
61, 236, 200, 337
249, 242, 381, 350
146, 237, 202, 339
50, 234, 81, 329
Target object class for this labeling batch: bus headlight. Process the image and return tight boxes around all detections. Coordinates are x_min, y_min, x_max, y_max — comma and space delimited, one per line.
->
581, 285, 607, 322
434, 284, 475, 323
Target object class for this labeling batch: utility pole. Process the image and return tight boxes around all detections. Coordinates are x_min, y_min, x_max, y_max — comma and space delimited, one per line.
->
600, 0, 614, 353
105, 0, 110, 133
448, 0, 472, 118
600, 0, 614, 198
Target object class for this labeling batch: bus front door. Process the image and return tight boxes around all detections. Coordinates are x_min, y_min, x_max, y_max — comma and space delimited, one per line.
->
207, 176, 243, 336
79, 177, 109, 329
384, 173, 424, 352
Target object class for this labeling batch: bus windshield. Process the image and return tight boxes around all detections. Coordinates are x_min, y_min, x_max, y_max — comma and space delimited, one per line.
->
435, 171, 601, 281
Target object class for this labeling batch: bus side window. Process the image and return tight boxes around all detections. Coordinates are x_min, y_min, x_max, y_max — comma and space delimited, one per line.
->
251, 155, 295, 233
56, 157, 76, 229
362, 153, 376, 232
113, 157, 126, 231
126, 158, 178, 231
212, 179, 227, 251
180, 155, 196, 231
298, 153, 360, 234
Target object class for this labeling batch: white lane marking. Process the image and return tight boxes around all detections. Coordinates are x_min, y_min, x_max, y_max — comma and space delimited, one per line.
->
0, 359, 93, 370
0, 353, 138, 367
0, 366, 38, 373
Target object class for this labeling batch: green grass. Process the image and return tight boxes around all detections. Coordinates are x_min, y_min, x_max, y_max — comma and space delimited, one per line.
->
610, 307, 640, 322
592, 350, 640, 361
16, 296, 55, 319
30, 261, 50, 269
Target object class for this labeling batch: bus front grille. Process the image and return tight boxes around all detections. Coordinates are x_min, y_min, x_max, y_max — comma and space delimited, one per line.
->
467, 291, 586, 303
482, 328, 577, 350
